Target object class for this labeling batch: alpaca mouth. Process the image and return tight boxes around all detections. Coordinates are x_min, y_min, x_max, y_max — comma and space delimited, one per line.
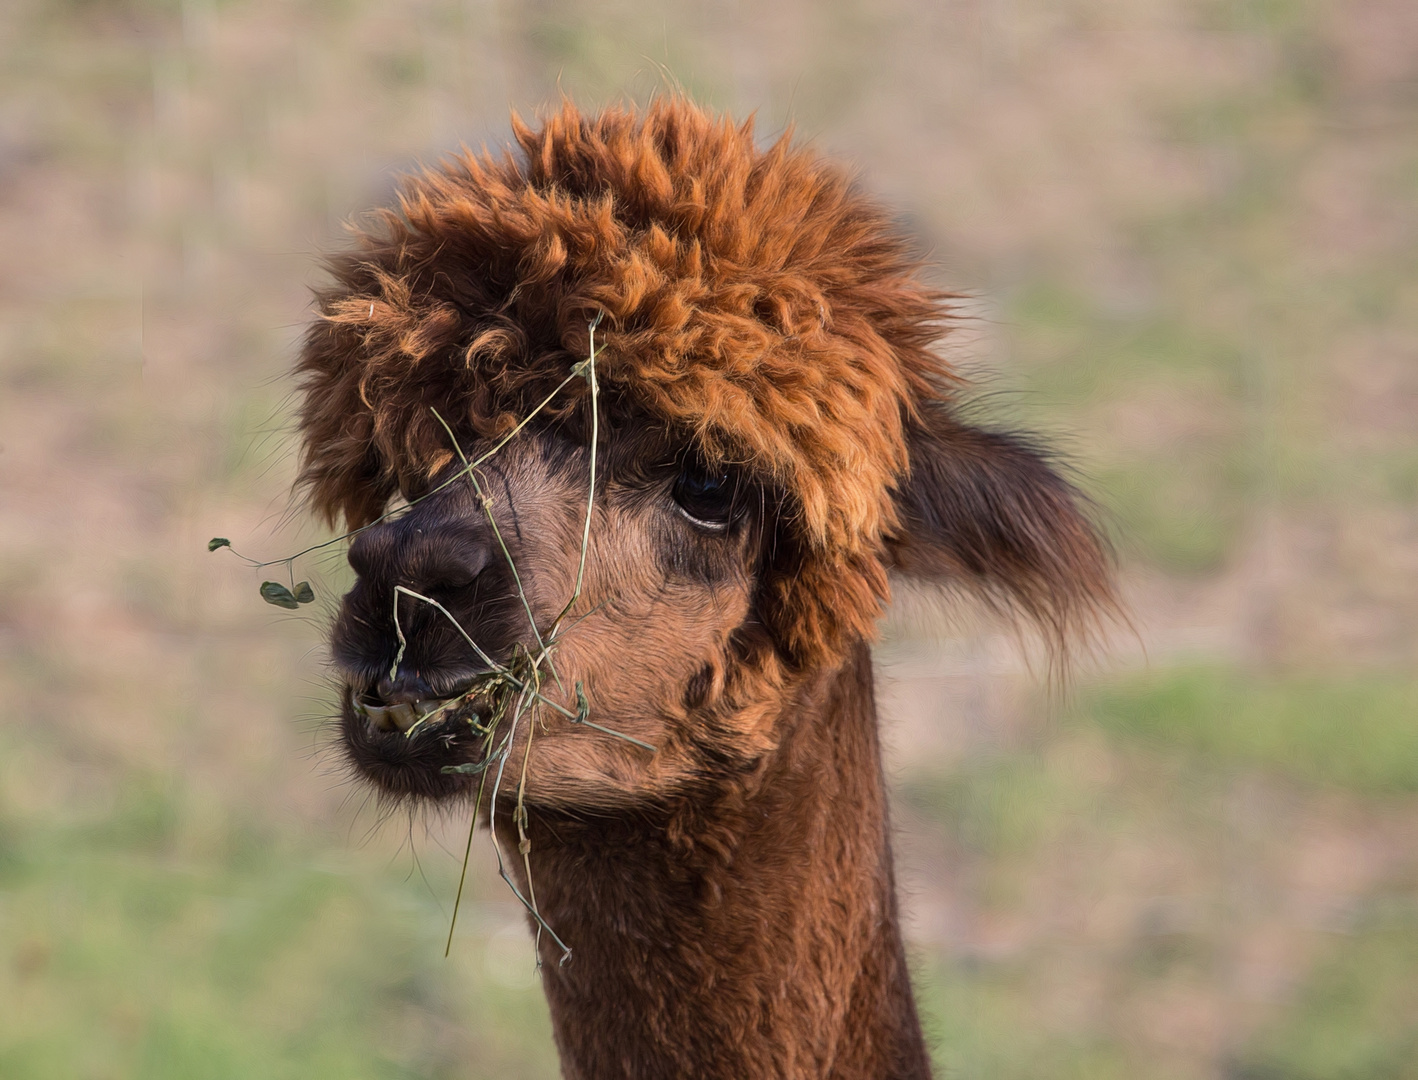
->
340, 684, 494, 800
350, 690, 460, 734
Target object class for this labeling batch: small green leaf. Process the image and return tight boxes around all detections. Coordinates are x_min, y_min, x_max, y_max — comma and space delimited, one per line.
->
259, 581, 299, 609
292, 581, 315, 604
440, 761, 491, 776
208, 537, 231, 552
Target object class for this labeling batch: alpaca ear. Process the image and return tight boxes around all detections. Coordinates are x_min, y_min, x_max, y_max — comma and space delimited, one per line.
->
886, 402, 1117, 647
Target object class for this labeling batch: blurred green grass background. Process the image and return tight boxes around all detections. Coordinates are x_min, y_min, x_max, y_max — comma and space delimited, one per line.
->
1, 0, 1416, 1076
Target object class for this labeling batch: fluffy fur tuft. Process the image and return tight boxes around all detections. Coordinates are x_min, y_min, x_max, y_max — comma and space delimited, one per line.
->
297, 97, 957, 664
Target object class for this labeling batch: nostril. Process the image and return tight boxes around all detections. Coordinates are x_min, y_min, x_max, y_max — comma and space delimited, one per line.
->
411, 540, 492, 592
347, 522, 396, 580
347, 516, 494, 593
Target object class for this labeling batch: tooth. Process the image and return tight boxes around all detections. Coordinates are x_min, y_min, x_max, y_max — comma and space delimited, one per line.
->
388, 702, 417, 732
364, 703, 395, 731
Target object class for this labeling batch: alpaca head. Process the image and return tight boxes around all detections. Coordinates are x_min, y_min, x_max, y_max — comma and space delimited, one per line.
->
299, 98, 1114, 812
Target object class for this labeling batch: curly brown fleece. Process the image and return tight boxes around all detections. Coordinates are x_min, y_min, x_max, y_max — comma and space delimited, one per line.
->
297, 96, 958, 666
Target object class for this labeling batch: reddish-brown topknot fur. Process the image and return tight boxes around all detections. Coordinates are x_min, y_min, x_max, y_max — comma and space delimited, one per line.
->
297, 96, 961, 665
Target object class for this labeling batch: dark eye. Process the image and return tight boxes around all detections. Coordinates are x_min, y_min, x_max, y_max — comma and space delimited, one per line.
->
672, 458, 737, 530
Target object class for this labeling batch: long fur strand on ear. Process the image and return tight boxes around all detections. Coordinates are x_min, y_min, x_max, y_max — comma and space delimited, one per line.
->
888, 403, 1120, 661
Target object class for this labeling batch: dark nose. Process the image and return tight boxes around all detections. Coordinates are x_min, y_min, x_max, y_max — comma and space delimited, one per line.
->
346, 513, 493, 593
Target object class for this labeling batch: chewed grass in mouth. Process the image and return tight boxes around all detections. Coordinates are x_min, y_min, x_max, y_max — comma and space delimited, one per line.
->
350, 689, 482, 734
350, 663, 512, 743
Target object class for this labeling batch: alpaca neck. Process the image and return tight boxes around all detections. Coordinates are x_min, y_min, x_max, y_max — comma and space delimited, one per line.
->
511, 640, 932, 1080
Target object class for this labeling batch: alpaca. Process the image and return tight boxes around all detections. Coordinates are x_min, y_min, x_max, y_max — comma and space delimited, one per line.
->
296, 98, 1115, 1080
